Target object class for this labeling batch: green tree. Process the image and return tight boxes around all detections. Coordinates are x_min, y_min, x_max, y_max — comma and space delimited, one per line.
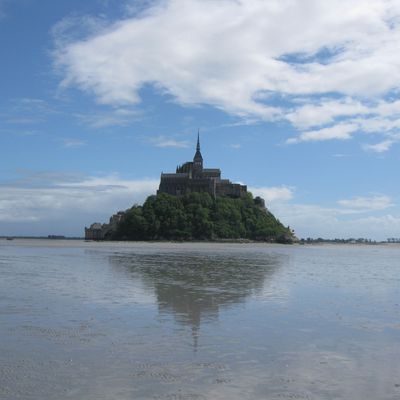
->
113, 192, 294, 243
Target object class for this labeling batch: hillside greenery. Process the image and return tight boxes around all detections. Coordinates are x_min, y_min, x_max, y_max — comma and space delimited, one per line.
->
111, 192, 294, 243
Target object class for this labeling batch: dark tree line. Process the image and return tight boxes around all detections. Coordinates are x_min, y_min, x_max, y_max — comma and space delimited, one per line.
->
111, 192, 294, 243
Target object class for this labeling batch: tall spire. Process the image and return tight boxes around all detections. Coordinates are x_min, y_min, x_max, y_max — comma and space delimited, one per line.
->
196, 129, 200, 152
193, 128, 203, 169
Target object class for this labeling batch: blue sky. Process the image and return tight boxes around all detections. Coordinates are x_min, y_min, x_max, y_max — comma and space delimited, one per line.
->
1, 0, 400, 239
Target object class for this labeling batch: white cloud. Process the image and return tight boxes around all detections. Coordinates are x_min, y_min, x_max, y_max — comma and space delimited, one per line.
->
287, 98, 370, 130
148, 135, 189, 148
286, 123, 358, 144
269, 201, 400, 241
375, 99, 400, 116
337, 195, 393, 211
53, 0, 400, 137
286, 97, 400, 144
356, 116, 400, 133
51, 0, 400, 150
362, 139, 394, 153
267, 191, 397, 240
249, 186, 294, 203
0, 172, 159, 234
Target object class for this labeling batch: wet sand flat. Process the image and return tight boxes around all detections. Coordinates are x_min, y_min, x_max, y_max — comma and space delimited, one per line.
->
0, 240, 399, 399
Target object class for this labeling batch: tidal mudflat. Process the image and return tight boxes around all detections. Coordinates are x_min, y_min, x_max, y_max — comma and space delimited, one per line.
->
0, 240, 399, 399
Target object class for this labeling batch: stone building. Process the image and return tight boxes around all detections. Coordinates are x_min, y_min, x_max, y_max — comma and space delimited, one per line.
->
85, 133, 247, 239
158, 133, 247, 198
84, 211, 125, 240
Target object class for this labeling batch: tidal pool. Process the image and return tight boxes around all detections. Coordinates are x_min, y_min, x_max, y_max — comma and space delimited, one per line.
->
0, 240, 399, 399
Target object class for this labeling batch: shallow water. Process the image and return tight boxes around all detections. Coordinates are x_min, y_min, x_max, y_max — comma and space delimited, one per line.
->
0, 240, 399, 399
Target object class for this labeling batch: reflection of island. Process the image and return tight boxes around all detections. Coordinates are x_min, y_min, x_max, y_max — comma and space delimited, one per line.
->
109, 250, 283, 349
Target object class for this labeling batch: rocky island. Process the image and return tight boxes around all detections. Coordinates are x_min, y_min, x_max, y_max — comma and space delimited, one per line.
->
85, 133, 294, 243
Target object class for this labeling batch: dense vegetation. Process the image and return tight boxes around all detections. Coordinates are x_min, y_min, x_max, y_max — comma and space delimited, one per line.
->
111, 192, 294, 243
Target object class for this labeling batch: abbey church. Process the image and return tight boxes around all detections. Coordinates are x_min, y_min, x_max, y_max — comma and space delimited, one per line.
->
85, 133, 248, 240
158, 133, 247, 199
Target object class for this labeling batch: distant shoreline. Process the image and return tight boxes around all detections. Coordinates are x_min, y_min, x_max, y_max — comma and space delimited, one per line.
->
1, 236, 398, 246
0, 236, 84, 240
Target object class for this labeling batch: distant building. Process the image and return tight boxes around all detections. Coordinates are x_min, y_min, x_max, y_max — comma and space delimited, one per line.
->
158, 132, 247, 198
85, 211, 125, 240
85, 223, 104, 240
85, 133, 248, 239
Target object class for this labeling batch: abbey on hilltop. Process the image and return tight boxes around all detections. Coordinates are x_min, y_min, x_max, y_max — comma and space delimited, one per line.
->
84, 131, 293, 242
158, 132, 247, 199
85, 132, 247, 240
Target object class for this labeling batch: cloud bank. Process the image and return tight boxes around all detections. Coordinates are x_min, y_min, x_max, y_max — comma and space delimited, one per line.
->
0, 172, 158, 236
0, 172, 397, 239
249, 186, 294, 203
267, 193, 398, 240
53, 0, 400, 149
